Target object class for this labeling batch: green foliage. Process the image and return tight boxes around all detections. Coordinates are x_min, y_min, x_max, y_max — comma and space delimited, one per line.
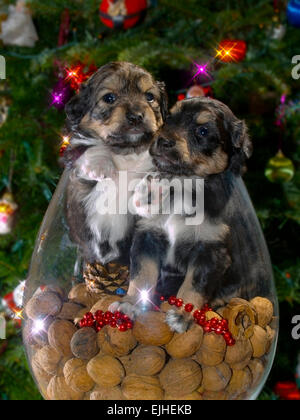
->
0, 0, 299, 400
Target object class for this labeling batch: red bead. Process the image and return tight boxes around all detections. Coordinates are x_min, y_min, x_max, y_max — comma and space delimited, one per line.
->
215, 327, 223, 335
84, 312, 94, 320
114, 311, 122, 319
203, 325, 211, 333
175, 298, 184, 308
193, 310, 201, 319
105, 311, 112, 318
160, 296, 165, 302
95, 310, 103, 318
168, 296, 177, 305
79, 320, 86, 328
119, 324, 128, 332
95, 324, 102, 332
127, 321, 133, 329
85, 319, 95, 328
97, 320, 105, 328
185, 303, 194, 313
122, 314, 130, 321
227, 338, 236, 346
110, 320, 117, 328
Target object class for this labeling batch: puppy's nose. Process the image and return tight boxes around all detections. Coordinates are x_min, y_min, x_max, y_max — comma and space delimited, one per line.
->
126, 112, 144, 125
157, 137, 175, 149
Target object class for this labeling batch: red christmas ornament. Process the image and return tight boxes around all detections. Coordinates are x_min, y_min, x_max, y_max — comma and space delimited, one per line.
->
100, 0, 148, 30
217, 40, 247, 63
274, 381, 299, 399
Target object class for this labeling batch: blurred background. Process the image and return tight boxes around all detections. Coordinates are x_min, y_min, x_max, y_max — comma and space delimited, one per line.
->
0, 0, 299, 400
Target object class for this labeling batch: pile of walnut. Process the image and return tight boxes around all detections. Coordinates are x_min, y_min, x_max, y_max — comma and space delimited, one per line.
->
24, 283, 276, 400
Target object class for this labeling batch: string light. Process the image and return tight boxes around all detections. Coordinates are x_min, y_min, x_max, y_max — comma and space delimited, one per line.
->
32, 319, 45, 335
193, 62, 210, 80
59, 135, 71, 156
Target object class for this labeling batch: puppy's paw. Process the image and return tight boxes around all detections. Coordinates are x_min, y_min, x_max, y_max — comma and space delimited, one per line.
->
78, 159, 118, 181
165, 309, 192, 333
108, 301, 143, 320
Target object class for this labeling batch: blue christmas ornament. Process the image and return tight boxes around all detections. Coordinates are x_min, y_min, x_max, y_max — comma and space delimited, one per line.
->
287, 0, 300, 28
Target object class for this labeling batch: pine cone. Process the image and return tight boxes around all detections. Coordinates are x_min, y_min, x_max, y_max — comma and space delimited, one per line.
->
83, 262, 129, 296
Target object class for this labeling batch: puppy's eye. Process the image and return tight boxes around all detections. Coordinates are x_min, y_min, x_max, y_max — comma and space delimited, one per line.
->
103, 93, 116, 104
146, 92, 155, 103
196, 126, 209, 137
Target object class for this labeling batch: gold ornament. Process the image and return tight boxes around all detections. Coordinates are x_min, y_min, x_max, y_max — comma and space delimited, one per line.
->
0, 192, 18, 235
265, 150, 295, 183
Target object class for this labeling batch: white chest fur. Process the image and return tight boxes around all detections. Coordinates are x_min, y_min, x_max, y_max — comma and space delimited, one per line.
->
77, 146, 153, 263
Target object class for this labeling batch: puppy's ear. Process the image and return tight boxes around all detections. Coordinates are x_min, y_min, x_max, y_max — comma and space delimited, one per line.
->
229, 119, 253, 175
157, 81, 168, 121
65, 83, 92, 128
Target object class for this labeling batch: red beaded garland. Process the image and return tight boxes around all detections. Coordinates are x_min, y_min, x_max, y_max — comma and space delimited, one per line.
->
79, 296, 236, 345
79, 310, 133, 333
175, 298, 184, 308
168, 296, 177, 305
185, 303, 194, 312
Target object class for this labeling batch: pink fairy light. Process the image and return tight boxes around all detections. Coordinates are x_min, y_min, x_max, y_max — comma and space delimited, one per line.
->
193, 62, 210, 79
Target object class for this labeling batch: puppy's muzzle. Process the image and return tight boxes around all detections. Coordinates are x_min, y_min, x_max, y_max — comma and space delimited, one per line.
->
152, 136, 176, 154
126, 111, 144, 126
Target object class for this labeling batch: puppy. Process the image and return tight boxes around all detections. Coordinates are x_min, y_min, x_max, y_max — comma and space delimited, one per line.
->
111, 97, 272, 331
64, 62, 167, 265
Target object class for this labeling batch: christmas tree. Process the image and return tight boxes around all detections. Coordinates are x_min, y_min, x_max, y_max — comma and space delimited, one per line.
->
0, 0, 299, 400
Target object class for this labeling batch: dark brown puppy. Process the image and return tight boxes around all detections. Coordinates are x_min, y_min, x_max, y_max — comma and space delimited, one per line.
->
111, 98, 270, 332
64, 62, 167, 264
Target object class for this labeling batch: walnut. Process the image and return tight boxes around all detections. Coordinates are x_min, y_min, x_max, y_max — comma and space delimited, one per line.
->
91, 295, 122, 313
159, 359, 202, 398
250, 325, 268, 358
43, 285, 66, 301
26, 292, 62, 320
122, 345, 166, 376
63, 358, 94, 393
90, 385, 125, 400
196, 332, 226, 367
47, 376, 83, 400
133, 311, 174, 346
71, 328, 99, 360
205, 311, 222, 321
58, 303, 83, 321
248, 359, 265, 387
226, 368, 252, 398
225, 339, 253, 370
32, 353, 52, 386
34, 345, 62, 375
165, 324, 203, 359
68, 283, 97, 309
122, 374, 164, 400
165, 392, 203, 400
87, 354, 125, 387
97, 326, 137, 357
202, 363, 232, 392
223, 298, 255, 340
202, 390, 229, 400
48, 320, 77, 357
250, 297, 274, 328
265, 325, 276, 354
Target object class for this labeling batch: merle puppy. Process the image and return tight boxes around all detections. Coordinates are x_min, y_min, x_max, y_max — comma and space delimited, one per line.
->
111, 97, 272, 332
64, 62, 167, 265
